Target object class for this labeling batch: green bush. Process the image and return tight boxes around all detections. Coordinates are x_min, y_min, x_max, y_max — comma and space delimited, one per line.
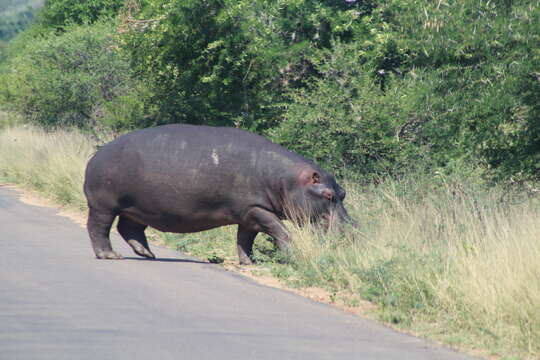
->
270, 42, 424, 179
119, 0, 381, 130
381, 0, 540, 181
272, 0, 540, 182
38, 0, 124, 30
0, 22, 148, 129
120, 0, 259, 128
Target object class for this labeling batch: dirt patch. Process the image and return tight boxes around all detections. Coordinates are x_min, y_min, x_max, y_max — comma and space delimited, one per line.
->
222, 260, 377, 317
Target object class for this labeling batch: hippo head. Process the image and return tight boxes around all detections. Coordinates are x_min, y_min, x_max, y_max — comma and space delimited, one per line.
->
284, 168, 352, 230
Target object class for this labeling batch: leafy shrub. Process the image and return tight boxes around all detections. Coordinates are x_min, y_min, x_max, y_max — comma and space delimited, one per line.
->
380, 0, 540, 181
119, 0, 382, 130
120, 0, 259, 128
38, 0, 124, 30
0, 22, 148, 129
270, 42, 432, 179
273, 0, 540, 182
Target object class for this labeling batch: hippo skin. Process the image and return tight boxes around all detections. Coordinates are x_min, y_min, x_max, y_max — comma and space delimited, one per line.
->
83, 124, 351, 264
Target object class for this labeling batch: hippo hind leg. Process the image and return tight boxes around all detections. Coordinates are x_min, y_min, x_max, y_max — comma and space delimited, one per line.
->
87, 208, 122, 259
117, 216, 155, 259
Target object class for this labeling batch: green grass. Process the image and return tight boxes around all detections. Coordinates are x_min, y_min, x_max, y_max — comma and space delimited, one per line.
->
1, 121, 539, 359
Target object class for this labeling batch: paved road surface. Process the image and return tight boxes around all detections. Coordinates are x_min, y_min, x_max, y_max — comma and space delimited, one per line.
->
0, 185, 477, 360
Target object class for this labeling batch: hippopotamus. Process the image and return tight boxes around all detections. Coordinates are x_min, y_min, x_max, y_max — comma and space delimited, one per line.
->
83, 124, 351, 264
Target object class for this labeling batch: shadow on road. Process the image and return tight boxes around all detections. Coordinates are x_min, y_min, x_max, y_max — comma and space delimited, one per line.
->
123, 256, 209, 264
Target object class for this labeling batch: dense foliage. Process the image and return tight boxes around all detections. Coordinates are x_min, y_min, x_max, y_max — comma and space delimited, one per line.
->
0, 23, 149, 129
38, 0, 124, 29
0, 0, 538, 181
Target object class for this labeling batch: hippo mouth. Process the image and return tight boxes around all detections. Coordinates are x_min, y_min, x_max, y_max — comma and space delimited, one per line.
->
320, 212, 337, 232
320, 204, 354, 232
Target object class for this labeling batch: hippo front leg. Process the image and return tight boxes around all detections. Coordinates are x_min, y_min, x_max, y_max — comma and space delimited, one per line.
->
236, 226, 257, 265
241, 207, 291, 258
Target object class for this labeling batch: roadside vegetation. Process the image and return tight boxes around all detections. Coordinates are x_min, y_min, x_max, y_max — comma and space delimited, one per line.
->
0, 0, 539, 358
0, 123, 93, 207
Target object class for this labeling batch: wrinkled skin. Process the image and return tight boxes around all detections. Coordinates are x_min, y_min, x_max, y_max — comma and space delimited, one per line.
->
84, 124, 351, 264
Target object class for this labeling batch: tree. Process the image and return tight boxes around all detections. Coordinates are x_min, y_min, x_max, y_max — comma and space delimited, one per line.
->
39, 0, 124, 30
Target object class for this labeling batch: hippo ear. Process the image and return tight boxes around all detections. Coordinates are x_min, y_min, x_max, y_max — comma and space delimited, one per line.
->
298, 170, 321, 185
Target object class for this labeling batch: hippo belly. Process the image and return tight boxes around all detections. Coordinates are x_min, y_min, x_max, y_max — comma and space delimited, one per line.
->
118, 207, 236, 233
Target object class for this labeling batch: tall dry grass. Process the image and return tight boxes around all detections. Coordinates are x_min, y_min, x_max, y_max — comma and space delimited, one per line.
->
0, 125, 99, 208
288, 180, 540, 358
0, 123, 538, 358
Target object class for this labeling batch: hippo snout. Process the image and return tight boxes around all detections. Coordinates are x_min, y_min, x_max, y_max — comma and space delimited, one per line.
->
323, 202, 354, 232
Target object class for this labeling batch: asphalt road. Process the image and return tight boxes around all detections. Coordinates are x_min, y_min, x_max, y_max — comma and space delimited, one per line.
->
0, 185, 477, 360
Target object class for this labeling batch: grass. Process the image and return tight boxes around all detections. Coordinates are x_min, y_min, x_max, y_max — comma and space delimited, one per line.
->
0, 121, 539, 359
0, 121, 101, 208
286, 180, 540, 358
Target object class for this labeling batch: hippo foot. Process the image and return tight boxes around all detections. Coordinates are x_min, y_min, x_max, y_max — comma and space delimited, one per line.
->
239, 256, 254, 266
96, 250, 123, 260
134, 247, 156, 259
